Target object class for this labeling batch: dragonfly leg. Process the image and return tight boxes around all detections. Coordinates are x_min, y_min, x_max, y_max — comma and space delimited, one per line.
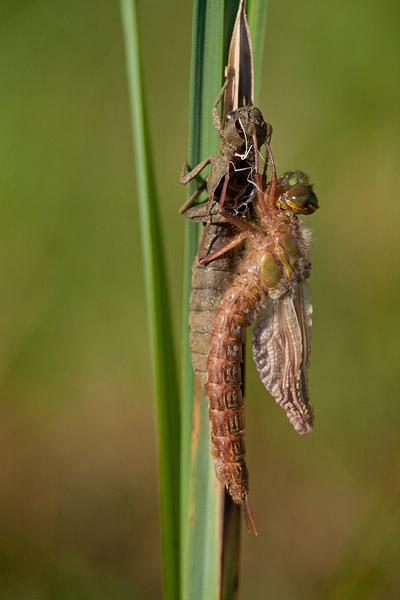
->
197, 222, 211, 262
250, 125, 268, 220
212, 73, 231, 133
179, 179, 207, 214
199, 230, 248, 265
218, 207, 255, 232
219, 170, 230, 209
180, 156, 212, 185
262, 123, 273, 189
265, 142, 278, 208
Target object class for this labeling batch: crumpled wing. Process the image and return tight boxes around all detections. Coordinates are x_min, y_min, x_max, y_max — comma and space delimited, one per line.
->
252, 280, 314, 434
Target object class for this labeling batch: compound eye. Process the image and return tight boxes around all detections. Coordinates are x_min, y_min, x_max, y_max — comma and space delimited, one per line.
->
296, 171, 309, 185
225, 111, 235, 122
283, 171, 310, 187
286, 185, 319, 214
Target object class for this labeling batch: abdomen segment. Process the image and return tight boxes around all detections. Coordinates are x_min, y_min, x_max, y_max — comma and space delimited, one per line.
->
207, 276, 264, 514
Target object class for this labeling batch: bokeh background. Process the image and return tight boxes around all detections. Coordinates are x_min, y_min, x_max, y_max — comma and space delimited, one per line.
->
1, 0, 400, 598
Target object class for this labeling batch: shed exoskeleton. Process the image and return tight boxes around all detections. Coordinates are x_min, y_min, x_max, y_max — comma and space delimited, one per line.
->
181, 77, 271, 387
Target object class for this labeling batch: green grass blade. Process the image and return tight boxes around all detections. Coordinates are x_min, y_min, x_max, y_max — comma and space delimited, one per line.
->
247, 0, 269, 101
180, 0, 225, 597
119, 2, 180, 599
180, 0, 209, 562
185, 384, 224, 598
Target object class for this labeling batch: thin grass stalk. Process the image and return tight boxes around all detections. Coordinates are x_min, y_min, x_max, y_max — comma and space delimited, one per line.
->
119, 2, 180, 599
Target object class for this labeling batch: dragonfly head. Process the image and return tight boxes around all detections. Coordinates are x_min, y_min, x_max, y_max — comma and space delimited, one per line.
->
277, 171, 319, 215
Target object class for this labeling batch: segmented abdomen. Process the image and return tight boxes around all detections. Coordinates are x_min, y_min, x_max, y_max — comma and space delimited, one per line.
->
188, 223, 240, 387
207, 274, 264, 503
185, 164, 256, 387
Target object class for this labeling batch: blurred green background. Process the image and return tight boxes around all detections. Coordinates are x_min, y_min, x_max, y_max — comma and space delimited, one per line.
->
1, 0, 400, 598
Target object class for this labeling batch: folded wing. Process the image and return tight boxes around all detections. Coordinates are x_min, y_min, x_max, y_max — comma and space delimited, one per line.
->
252, 280, 314, 434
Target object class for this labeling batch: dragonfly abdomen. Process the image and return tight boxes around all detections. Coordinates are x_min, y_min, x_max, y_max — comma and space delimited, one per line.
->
207, 275, 264, 504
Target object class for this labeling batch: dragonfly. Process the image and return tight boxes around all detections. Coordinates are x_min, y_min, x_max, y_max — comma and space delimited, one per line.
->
202, 129, 319, 534
181, 76, 271, 387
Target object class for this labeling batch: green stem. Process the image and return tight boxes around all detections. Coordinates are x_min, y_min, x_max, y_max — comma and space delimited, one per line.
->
120, 2, 180, 599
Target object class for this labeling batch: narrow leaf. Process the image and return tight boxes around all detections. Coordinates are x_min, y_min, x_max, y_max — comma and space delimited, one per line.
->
119, 2, 180, 599
180, 0, 225, 597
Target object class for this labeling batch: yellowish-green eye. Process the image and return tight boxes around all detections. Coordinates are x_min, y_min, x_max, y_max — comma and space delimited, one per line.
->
284, 171, 309, 187
296, 172, 308, 185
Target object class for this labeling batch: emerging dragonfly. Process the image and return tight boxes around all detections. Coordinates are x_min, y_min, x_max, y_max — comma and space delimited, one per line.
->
203, 130, 319, 534
181, 77, 271, 386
